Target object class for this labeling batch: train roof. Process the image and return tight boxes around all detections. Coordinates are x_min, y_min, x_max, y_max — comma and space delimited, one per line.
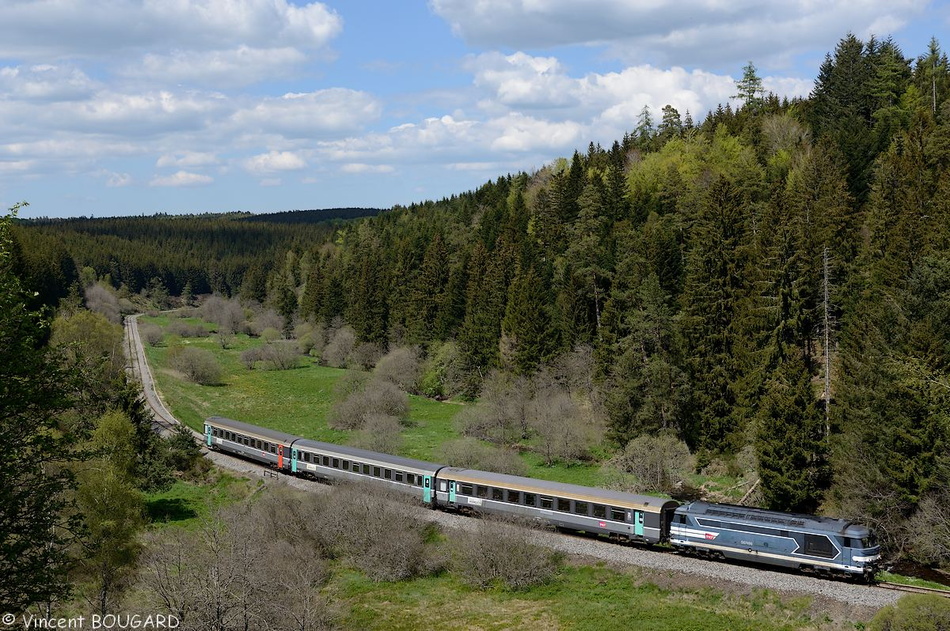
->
678, 501, 872, 536
207, 416, 300, 445
442, 467, 679, 512
290, 437, 445, 475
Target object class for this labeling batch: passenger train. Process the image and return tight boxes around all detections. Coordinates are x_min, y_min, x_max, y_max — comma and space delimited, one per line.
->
204, 415, 881, 580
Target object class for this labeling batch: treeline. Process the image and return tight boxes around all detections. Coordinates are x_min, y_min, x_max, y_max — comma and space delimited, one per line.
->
12, 211, 344, 306
14, 34, 950, 561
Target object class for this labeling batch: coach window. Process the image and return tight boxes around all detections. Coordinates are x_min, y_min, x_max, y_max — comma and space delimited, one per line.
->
476, 486, 488, 499
557, 498, 571, 513
342, 460, 350, 470
492, 487, 503, 501
373, 466, 381, 477
506, 490, 520, 504
574, 501, 589, 516
524, 493, 537, 507
332, 458, 340, 469
384, 469, 392, 480
395, 472, 404, 483
540, 496, 553, 510
459, 483, 473, 496
593, 504, 606, 519
610, 507, 625, 522
322, 456, 329, 466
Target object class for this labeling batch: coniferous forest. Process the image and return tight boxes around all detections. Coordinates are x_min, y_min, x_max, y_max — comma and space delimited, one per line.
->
10, 34, 950, 570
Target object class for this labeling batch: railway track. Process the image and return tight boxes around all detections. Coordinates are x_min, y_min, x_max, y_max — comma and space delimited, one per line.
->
124, 314, 202, 439
877, 581, 950, 598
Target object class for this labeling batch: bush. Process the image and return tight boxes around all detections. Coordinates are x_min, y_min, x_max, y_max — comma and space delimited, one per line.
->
349, 342, 383, 370
437, 438, 528, 476
374, 346, 421, 393
328, 378, 410, 431
450, 515, 561, 590
168, 346, 222, 385
318, 484, 441, 582
870, 594, 950, 630
322, 325, 356, 368
351, 413, 403, 454
260, 340, 301, 370
139, 322, 164, 346
165, 320, 210, 338
606, 432, 694, 494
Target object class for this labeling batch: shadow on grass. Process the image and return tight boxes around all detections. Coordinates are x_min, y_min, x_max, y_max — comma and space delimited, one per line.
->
146, 497, 199, 523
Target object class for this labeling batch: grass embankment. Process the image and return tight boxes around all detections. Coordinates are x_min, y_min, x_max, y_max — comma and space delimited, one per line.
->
336, 563, 819, 630
140, 315, 607, 486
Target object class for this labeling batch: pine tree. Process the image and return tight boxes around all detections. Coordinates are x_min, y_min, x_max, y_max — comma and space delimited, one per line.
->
0, 204, 79, 612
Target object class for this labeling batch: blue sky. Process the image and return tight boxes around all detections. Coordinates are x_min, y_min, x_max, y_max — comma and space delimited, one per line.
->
0, 0, 947, 219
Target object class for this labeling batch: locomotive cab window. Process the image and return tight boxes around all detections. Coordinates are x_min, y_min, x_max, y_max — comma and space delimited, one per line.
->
804, 534, 837, 558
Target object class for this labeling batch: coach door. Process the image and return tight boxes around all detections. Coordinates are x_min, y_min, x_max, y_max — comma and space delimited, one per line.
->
423, 475, 432, 503
277, 445, 284, 470
291, 447, 298, 473
205, 424, 212, 447
634, 511, 644, 537
449, 480, 456, 503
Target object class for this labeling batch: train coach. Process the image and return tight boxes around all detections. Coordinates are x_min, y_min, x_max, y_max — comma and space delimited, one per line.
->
671, 501, 880, 578
205, 416, 446, 503
436, 467, 678, 544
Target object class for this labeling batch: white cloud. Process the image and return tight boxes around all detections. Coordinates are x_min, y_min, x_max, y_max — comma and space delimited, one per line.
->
149, 171, 213, 187
0, 64, 99, 101
231, 89, 382, 139
127, 46, 309, 88
157, 151, 219, 168
340, 163, 394, 174
103, 171, 133, 187
242, 150, 307, 174
0, 0, 342, 60
431, 0, 929, 68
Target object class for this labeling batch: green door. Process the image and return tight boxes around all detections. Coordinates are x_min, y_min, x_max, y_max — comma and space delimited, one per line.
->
449, 480, 456, 503
634, 511, 644, 537
423, 475, 432, 503
291, 447, 298, 473
205, 424, 212, 447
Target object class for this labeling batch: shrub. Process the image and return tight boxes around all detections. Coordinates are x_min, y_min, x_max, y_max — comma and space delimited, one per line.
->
606, 432, 694, 494
437, 438, 528, 476
322, 325, 356, 368
168, 346, 222, 385
351, 414, 403, 454
165, 320, 210, 338
260, 340, 300, 370
328, 378, 410, 431
870, 594, 950, 630
374, 346, 421, 392
349, 342, 383, 370
139, 322, 164, 346
450, 515, 561, 590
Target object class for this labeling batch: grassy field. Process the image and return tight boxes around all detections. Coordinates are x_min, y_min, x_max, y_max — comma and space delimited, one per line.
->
140, 315, 612, 486
335, 563, 823, 630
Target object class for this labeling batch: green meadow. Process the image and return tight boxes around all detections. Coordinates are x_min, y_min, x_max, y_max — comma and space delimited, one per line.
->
140, 315, 608, 486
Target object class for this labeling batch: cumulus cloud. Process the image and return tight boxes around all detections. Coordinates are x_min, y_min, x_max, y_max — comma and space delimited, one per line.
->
230, 89, 382, 138
242, 150, 307, 174
127, 46, 309, 88
0, 0, 342, 60
340, 163, 395, 174
156, 151, 219, 168
149, 170, 213, 187
431, 0, 929, 68
0, 64, 99, 101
